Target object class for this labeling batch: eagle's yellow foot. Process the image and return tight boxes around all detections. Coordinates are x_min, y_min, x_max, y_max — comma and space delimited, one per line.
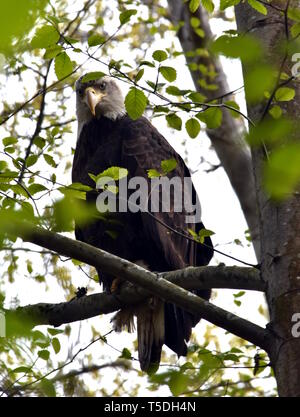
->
110, 277, 122, 293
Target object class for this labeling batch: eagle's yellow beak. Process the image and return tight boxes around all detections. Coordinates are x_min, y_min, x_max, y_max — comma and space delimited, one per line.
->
85, 87, 106, 116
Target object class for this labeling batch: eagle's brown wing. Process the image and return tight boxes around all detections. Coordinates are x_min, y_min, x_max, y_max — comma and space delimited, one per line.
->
72, 115, 213, 372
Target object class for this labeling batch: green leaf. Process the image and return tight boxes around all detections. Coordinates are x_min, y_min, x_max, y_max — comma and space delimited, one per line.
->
0, 0, 47, 56
81, 72, 106, 83
66, 37, 79, 45
33, 136, 46, 149
40, 378, 56, 397
31, 25, 59, 49
44, 154, 57, 167
263, 143, 300, 200
10, 184, 28, 198
201, 0, 214, 13
0, 170, 18, 180
220, 0, 240, 11
288, 8, 300, 22
194, 28, 205, 38
169, 372, 189, 396
190, 228, 216, 243
269, 105, 282, 119
190, 17, 200, 28
246, 119, 292, 147
52, 196, 95, 232
225, 100, 240, 118
52, 337, 61, 354
120, 347, 132, 359
54, 52, 74, 80
139, 60, 156, 68
0, 161, 8, 171
188, 91, 206, 102
212, 35, 262, 62
234, 291, 245, 298
27, 183, 48, 195
197, 107, 222, 129
2, 137, 17, 146
166, 86, 188, 96
44, 45, 63, 59
135, 68, 144, 82
38, 349, 50, 361
4, 146, 15, 154
59, 182, 92, 199
33, 330, 50, 347
47, 328, 64, 336
89, 167, 128, 186
275, 87, 295, 102
26, 154, 38, 168
119, 9, 137, 25
221, 352, 241, 362
152, 50, 168, 62
185, 118, 201, 138
166, 113, 182, 130
147, 169, 161, 178
125, 88, 147, 120
244, 64, 275, 103
248, 0, 267, 15
160, 66, 177, 82
189, 0, 200, 13
161, 158, 177, 174
12, 366, 32, 373
291, 22, 300, 38
87, 34, 105, 47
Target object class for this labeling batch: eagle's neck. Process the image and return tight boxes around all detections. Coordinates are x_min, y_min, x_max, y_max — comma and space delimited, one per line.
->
76, 107, 125, 140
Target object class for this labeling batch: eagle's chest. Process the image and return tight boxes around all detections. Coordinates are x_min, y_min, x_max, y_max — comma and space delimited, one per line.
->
72, 119, 123, 186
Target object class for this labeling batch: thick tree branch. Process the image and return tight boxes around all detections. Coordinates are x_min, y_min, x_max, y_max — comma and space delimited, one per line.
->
7, 264, 264, 327
4, 220, 272, 354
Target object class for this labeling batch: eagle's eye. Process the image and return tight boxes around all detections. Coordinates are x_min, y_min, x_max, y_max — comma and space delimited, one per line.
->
99, 81, 106, 91
77, 86, 84, 96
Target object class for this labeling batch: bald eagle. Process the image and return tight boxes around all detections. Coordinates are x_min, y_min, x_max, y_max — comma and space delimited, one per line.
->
72, 75, 213, 372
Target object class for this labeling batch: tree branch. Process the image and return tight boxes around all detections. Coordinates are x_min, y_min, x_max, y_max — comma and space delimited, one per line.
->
17, 61, 52, 185
4, 220, 272, 354
7, 264, 264, 327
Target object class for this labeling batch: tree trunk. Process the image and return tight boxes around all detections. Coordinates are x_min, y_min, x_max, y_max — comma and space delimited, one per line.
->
167, 0, 260, 259
235, 0, 300, 397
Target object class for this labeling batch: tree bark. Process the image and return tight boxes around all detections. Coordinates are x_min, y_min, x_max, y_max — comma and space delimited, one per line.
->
235, 0, 300, 397
167, 0, 260, 259
7, 265, 264, 327
3, 219, 271, 352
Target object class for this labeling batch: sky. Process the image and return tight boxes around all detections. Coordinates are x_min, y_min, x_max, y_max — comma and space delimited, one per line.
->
0, 0, 276, 396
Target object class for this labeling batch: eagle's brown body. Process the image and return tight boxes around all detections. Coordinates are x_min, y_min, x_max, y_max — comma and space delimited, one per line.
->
73, 76, 213, 371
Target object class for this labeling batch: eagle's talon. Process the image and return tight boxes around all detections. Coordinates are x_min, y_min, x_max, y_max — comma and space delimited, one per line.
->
111, 277, 122, 293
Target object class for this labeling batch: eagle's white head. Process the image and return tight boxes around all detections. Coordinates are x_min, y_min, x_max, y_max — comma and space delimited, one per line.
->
75, 75, 125, 137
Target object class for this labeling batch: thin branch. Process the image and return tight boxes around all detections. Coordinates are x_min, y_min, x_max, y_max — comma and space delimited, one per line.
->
41, 118, 75, 130
17, 61, 52, 185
